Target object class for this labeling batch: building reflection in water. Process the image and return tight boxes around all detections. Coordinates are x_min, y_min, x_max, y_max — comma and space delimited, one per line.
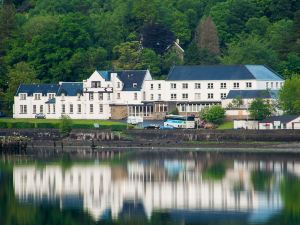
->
13, 159, 298, 223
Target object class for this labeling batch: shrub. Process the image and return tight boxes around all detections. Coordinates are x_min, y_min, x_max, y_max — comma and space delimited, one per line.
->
36, 123, 59, 129
72, 124, 93, 129
200, 105, 225, 124
12, 122, 35, 128
59, 116, 73, 136
169, 107, 179, 115
0, 122, 8, 128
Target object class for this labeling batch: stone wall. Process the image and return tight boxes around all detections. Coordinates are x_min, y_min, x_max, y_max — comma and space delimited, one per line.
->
110, 105, 127, 120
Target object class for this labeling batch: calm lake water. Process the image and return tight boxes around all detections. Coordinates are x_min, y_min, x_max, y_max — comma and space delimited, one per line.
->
1, 151, 300, 225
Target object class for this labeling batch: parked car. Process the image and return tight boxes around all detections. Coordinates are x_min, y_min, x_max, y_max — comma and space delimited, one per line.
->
0, 112, 5, 117
35, 113, 46, 119
144, 124, 160, 129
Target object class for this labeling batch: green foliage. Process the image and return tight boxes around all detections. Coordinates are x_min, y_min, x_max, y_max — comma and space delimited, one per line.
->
59, 115, 73, 136
200, 105, 225, 124
279, 76, 300, 114
249, 98, 272, 121
281, 176, 300, 216
169, 107, 179, 115
231, 96, 244, 108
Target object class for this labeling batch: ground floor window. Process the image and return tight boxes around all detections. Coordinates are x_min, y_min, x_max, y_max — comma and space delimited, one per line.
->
40, 105, 43, 113
20, 105, 27, 114
70, 104, 73, 114
99, 104, 103, 114
33, 105, 36, 114
77, 104, 81, 114
62, 104, 65, 114
90, 104, 93, 113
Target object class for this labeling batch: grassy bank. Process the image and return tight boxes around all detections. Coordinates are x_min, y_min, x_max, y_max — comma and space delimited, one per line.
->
217, 121, 234, 130
0, 118, 128, 131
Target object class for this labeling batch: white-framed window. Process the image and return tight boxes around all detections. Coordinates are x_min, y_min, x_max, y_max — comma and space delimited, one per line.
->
77, 104, 81, 114
33, 105, 36, 114
62, 104, 65, 114
182, 83, 188, 89
276, 82, 278, 88
48, 93, 55, 99
150, 84, 154, 90
171, 83, 176, 89
171, 94, 177, 100
20, 93, 26, 100
90, 104, 93, 113
91, 81, 101, 88
208, 93, 214, 99
34, 94, 41, 100
158, 83, 161, 90
134, 93, 138, 100
99, 104, 103, 114
107, 93, 111, 100
150, 94, 154, 100
47, 105, 50, 114
158, 94, 161, 100
195, 93, 201, 100
221, 93, 227, 99
266, 82, 269, 88
40, 105, 43, 113
180, 104, 186, 112
117, 93, 120, 99
70, 104, 73, 114
271, 82, 274, 88
53, 105, 55, 114
246, 82, 252, 88
20, 105, 27, 114
182, 93, 188, 99
220, 83, 227, 89
280, 82, 283, 87
117, 82, 121, 88
233, 82, 240, 89
98, 93, 103, 100
89, 93, 94, 100
208, 83, 214, 89
195, 83, 201, 89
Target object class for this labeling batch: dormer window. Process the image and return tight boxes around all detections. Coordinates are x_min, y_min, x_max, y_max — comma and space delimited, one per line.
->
117, 82, 121, 88
20, 94, 26, 100
34, 93, 41, 100
133, 83, 137, 88
91, 81, 101, 88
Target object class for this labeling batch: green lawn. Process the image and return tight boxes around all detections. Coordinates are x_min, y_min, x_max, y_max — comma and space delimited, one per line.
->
217, 121, 234, 130
0, 118, 125, 125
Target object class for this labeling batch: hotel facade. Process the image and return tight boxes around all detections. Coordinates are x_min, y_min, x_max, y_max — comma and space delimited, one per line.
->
13, 65, 284, 120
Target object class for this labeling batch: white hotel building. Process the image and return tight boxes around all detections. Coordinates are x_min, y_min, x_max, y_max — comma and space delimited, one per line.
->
13, 65, 284, 120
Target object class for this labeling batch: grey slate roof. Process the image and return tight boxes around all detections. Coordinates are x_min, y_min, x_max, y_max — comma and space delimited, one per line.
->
56, 82, 83, 96
260, 115, 300, 123
226, 90, 279, 99
15, 84, 59, 96
167, 65, 283, 81
114, 70, 147, 91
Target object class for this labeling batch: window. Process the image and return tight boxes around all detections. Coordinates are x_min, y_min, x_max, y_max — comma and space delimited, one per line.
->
182, 93, 188, 99
233, 82, 240, 89
53, 105, 55, 114
107, 93, 111, 100
70, 104, 73, 114
99, 104, 103, 114
271, 82, 274, 88
89, 93, 94, 100
208, 83, 214, 89
34, 94, 41, 100
221, 93, 227, 99
280, 82, 283, 87
246, 82, 252, 88
20, 94, 26, 100
77, 104, 81, 114
134, 93, 137, 100
117, 82, 121, 88
48, 93, 55, 99
158, 83, 161, 90
117, 93, 120, 99
40, 105, 43, 113
150, 94, 154, 100
171, 94, 177, 100
20, 105, 27, 114
98, 93, 103, 100
195, 93, 201, 100
150, 84, 154, 90
266, 82, 269, 88
90, 104, 93, 113
220, 83, 227, 89
158, 94, 161, 100
182, 83, 188, 89
91, 81, 101, 88
77, 93, 81, 101
33, 105, 36, 114
180, 104, 186, 112
48, 105, 50, 114
62, 104, 65, 114
276, 82, 278, 88
171, 83, 176, 89
195, 83, 201, 89
208, 93, 214, 99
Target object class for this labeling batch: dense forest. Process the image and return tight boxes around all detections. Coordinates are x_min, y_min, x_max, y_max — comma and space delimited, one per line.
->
0, 0, 299, 106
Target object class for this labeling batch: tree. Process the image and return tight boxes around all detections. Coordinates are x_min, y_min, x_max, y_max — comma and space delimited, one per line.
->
6, 62, 38, 101
59, 115, 73, 137
200, 105, 225, 124
232, 96, 244, 108
196, 16, 220, 56
279, 76, 300, 114
249, 98, 272, 120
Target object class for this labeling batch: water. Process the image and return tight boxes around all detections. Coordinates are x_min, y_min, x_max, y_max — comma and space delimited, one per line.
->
1, 151, 300, 225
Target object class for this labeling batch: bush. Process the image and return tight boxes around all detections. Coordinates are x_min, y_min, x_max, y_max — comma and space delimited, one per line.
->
0, 122, 8, 128
72, 124, 93, 129
12, 122, 35, 128
36, 123, 59, 129
200, 105, 225, 124
59, 116, 73, 136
